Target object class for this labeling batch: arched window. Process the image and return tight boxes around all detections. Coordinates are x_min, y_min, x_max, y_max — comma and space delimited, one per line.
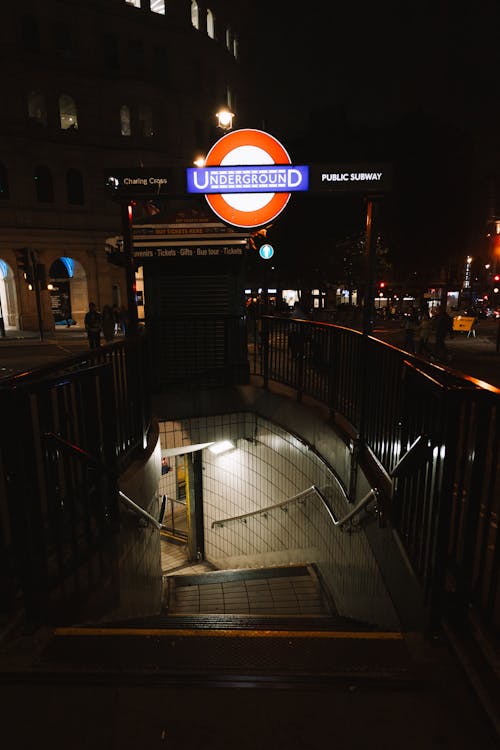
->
120, 105, 131, 136
53, 21, 74, 59
206, 8, 215, 39
139, 105, 154, 137
191, 1, 199, 30
128, 39, 145, 71
150, 0, 165, 14
28, 91, 47, 126
34, 166, 54, 203
0, 163, 10, 200
66, 169, 84, 205
102, 33, 120, 70
59, 94, 79, 130
20, 15, 40, 53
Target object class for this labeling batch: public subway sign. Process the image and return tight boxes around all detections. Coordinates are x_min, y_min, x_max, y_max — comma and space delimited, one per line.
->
309, 163, 392, 193
186, 129, 309, 229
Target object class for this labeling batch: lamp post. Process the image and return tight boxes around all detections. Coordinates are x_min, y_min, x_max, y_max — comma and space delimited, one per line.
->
215, 108, 235, 131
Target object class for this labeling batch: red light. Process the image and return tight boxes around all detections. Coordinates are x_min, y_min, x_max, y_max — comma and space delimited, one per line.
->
127, 204, 133, 223
379, 281, 385, 288
494, 274, 500, 282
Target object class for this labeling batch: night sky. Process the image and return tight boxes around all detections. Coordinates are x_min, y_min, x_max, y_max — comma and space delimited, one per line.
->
246, 2, 499, 284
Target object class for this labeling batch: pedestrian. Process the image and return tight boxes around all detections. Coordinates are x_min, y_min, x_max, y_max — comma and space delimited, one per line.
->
84, 302, 102, 348
403, 310, 418, 353
416, 311, 433, 356
433, 308, 453, 362
102, 304, 115, 343
112, 304, 122, 335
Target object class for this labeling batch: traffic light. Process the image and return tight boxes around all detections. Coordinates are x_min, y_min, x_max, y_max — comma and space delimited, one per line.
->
15, 248, 35, 287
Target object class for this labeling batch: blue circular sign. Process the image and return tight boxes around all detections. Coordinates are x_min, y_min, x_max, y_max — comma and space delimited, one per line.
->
259, 243, 274, 260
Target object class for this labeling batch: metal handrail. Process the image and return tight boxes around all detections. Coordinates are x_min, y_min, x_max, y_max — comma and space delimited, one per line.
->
211, 484, 379, 530
118, 490, 166, 531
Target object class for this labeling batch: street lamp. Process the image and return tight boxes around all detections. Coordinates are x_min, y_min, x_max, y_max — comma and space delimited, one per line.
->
216, 108, 235, 131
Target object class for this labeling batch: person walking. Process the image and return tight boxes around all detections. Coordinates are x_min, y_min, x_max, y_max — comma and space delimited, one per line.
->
402, 310, 418, 353
416, 311, 433, 356
433, 308, 453, 362
84, 302, 102, 348
102, 304, 115, 343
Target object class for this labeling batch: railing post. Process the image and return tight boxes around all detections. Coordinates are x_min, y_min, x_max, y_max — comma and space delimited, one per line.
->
262, 316, 269, 388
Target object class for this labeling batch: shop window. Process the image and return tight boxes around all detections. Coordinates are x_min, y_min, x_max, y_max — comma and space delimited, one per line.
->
0, 164, 10, 200
150, 0, 165, 14
191, 1, 199, 29
28, 91, 47, 126
206, 8, 215, 39
34, 166, 54, 203
139, 104, 154, 137
66, 169, 84, 205
20, 15, 40, 53
120, 105, 131, 136
59, 94, 79, 130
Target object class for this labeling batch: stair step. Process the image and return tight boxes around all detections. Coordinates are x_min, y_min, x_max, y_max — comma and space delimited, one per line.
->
166, 563, 336, 618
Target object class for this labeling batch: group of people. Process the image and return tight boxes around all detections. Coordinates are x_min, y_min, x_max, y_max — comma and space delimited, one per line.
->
84, 302, 126, 348
403, 308, 454, 361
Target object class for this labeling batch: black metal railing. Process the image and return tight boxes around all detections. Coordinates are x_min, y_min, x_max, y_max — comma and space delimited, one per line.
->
251, 315, 500, 638
0, 335, 152, 626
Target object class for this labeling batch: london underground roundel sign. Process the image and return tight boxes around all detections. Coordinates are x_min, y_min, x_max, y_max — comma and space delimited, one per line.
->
186, 129, 309, 229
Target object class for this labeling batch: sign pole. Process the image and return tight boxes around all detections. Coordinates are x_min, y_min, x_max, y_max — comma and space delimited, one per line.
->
31, 250, 45, 342
121, 201, 139, 337
362, 197, 378, 337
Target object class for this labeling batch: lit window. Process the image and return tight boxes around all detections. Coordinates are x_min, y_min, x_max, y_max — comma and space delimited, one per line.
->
28, 91, 47, 125
225, 27, 231, 51
59, 94, 78, 130
233, 35, 238, 59
120, 105, 131, 136
126, 0, 141, 6
150, 0, 165, 14
191, 1, 199, 29
207, 8, 215, 39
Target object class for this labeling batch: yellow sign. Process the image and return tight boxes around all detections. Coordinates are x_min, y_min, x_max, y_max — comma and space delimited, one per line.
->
453, 316, 475, 332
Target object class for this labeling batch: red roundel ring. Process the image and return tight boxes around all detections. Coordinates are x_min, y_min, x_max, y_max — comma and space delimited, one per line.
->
204, 129, 292, 228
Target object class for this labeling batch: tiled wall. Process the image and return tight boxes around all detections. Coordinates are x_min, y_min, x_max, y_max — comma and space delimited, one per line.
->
160, 412, 399, 629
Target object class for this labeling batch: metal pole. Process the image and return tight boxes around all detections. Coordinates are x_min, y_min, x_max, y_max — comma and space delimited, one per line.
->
0, 285, 5, 338
31, 250, 44, 342
362, 197, 378, 337
121, 201, 139, 337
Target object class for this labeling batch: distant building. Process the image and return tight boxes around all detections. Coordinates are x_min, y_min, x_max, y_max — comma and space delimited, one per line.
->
0, 0, 254, 332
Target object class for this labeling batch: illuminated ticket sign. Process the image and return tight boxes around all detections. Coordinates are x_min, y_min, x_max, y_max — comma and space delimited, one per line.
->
187, 129, 308, 229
